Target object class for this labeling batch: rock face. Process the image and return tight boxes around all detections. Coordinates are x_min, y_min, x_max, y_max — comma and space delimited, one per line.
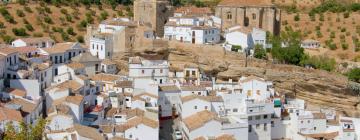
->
114, 41, 360, 117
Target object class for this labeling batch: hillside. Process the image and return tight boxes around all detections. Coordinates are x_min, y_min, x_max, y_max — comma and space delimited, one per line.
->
0, 3, 126, 43
113, 42, 360, 117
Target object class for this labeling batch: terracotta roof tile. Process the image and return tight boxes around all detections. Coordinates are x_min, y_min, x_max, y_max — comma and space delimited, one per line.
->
65, 95, 84, 105
66, 62, 85, 69
0, 47, 18, 55
74, 124, 104, 140
183, 110, 220, 131
218, 0, 274, 6
5, 88, 26, 97
91, 73, 120, 82
0, 107, 23, 122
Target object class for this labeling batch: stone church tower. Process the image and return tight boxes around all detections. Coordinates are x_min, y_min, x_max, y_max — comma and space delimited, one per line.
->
215, 0, 281, 35
134, 0, 173, 37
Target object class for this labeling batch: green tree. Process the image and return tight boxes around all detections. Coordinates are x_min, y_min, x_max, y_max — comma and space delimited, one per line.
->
348, 68, 360, 83
254, 44, 267, 59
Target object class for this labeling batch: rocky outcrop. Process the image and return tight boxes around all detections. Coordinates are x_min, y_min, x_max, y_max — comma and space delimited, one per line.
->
114, 41, 360, 117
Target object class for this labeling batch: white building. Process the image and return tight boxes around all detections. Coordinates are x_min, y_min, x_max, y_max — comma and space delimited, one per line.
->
301, 39, 320, 49
224, 26, 267, 53
164, 16, 220, 44
12, 37, 55, 48
129, 56, 169, 84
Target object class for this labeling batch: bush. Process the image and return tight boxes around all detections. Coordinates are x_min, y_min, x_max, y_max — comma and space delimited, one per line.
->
300, 55, 336, 71
16, 10, 25, 17
12, 28, 28, 36
77, 35, 84, 43
25, 24, 34, 31
342, 43, 349, 50
347, 68, 360, 83
2, 35, 14, 44
67, 27, 76, 35
344, 12, 350, 18
329, 43, 337, 50
294, 14, 300, 21
60, 8, 68, 15
33, 32, 43, 37
24, 6, 32, 13
44, 16, 53, 24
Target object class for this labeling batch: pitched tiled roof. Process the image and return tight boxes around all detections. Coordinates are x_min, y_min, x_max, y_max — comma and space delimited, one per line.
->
65, 95, 84, 105
0, 107, 23, 122
174, 6, 212, 15
114, 81, 133, 88
0, 47, 18, 55
8, 98, 37, 114
5, 88, 26, 97
159, 85, 181, 92
181, 95, 223, 103
66, 62, 85, 69
218, 0, 274, 6
42, 42, 79, 54
71, 52, 101, 63
74, 124, 104, 140
17, 37, 54, 43
180, 86, 206, 91
183, 110, 220, 132
102, 59, 116, 65
91, 73, 120, 82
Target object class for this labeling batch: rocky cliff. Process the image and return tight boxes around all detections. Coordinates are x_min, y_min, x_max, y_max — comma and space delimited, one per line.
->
113, 41, 360, 117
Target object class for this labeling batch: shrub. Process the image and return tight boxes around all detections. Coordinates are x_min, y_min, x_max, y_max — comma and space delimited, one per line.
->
12, 28, 28, 36
100, 11, 109, 21
294, 14, 300, 21
329, 43, 337, 50
67, 27, 76, 35
60, 8, 68, 15
2, 35, 14, 44
344, 12, 350, 18
66, 14, 73, 22
0, 21, 5, 28
16, 10, 25, 17
24, 6, 32, 13
44, 7, 51, 14
342, 43, 349, 50
25, 24, 34, 31
33, 32, 43, 37
77, 35, 84, 43
44, 16, 53, 24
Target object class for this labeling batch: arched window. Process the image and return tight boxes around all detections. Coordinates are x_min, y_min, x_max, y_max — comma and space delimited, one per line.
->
227, 12, 232, 20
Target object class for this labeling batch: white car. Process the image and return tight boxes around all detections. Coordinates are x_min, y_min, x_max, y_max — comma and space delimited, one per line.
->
174, 130, 182, 140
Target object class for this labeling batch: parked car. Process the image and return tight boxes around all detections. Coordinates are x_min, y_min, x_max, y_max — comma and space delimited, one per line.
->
174, 130, 182, 140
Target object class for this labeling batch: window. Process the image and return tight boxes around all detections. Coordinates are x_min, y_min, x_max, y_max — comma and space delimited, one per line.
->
194, 106, 197, 109
248, 125, 252, 132
264, 124, 267, 131
227, 12, 232, 20
233, 108, 238, 112
255, 116, 261, 120
252, 13, 256, 19
264, 115, 268, 119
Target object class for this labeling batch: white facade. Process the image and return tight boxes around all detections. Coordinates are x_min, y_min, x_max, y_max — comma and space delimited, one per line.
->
12, 37, 55, 48
164, 17, 220, 44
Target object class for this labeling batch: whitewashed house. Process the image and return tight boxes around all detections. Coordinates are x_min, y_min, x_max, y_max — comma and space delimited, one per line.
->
101, 59, 117, 74
164, 15, 220, 44
12, 37, 55, 48
301, 39, 320, 49
129, 56, 169, 84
